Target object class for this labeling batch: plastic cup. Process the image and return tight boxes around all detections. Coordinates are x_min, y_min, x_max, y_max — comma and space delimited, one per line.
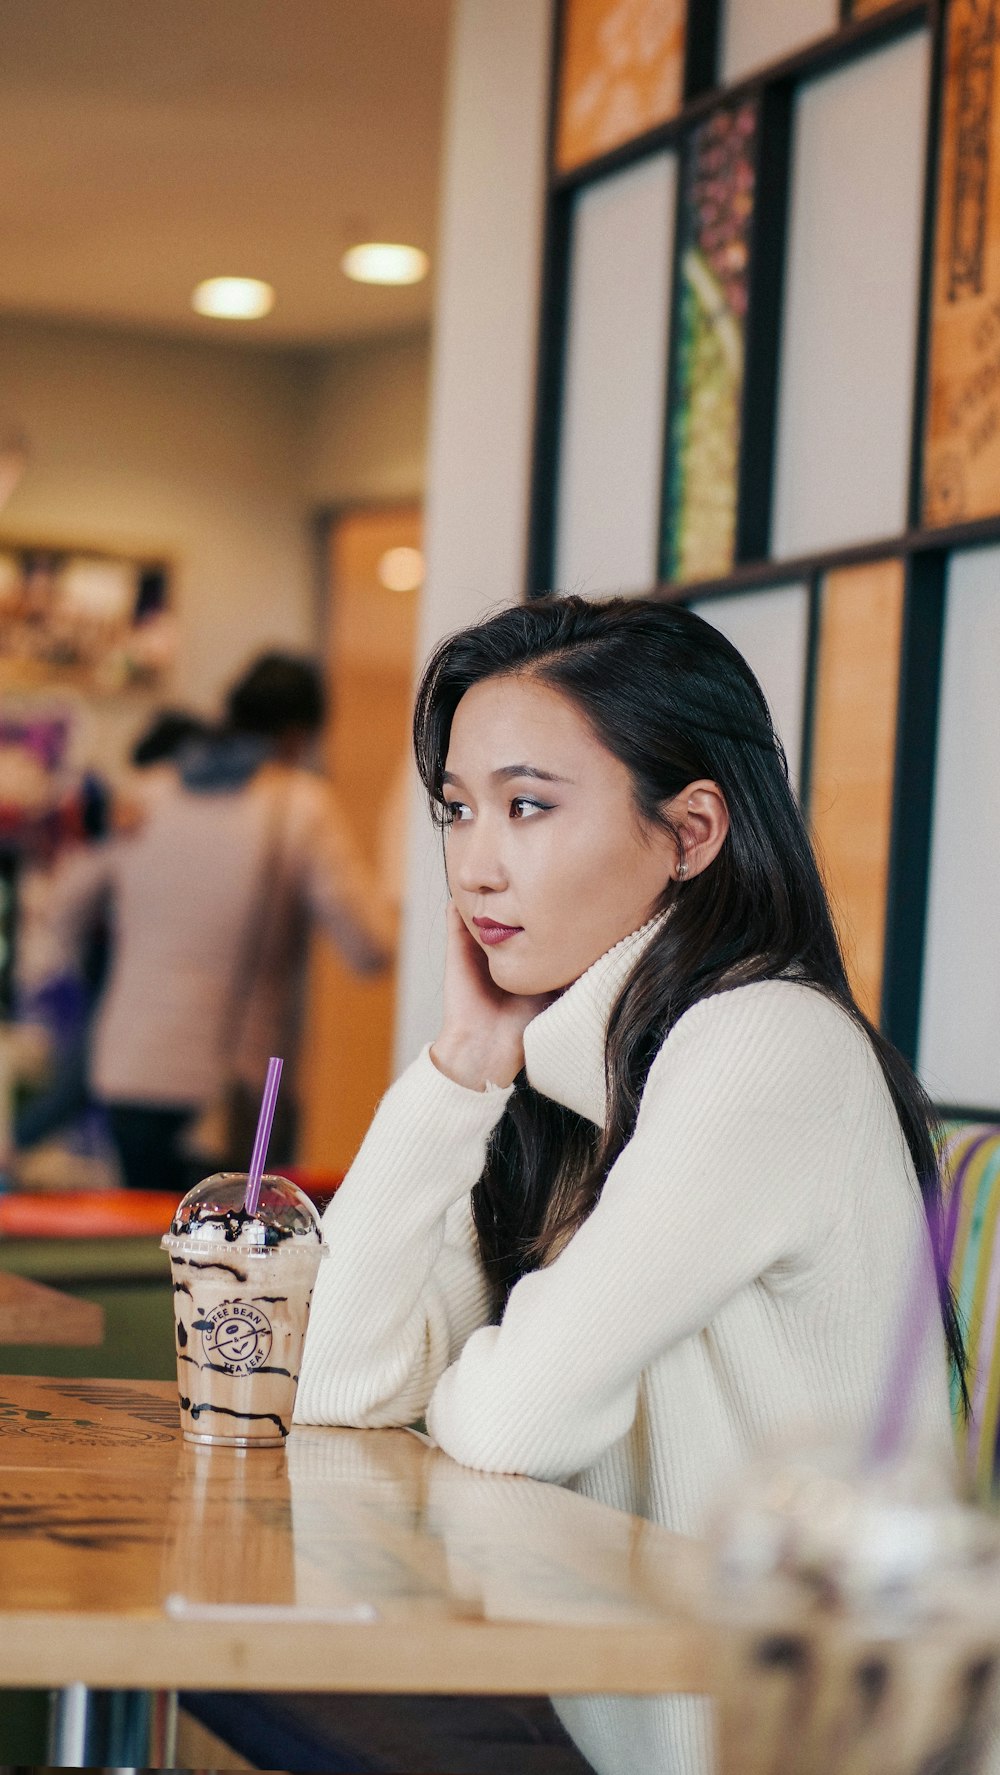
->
161, 1171, 327, 1448
706, 1444, 1000, 1775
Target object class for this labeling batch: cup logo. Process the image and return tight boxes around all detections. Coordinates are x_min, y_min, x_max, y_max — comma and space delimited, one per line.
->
202, 1301, 273, 1375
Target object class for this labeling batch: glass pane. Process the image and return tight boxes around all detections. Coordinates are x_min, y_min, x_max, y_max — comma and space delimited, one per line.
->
918, 549, 1000, 1110
662, 100, 758, 584
690, 585, 810, 797
556, 0, 686, 173
923, 1, 1000, 527
809, 560, 906, 1024
554, 153, 677, 597
717, 0, 837, 87
771, 31, 930, 559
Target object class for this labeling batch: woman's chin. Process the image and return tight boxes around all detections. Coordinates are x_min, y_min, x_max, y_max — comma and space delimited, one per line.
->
485, 945, 565, 999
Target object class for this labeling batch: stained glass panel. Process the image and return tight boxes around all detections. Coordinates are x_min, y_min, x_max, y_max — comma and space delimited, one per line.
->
555, 155, 678, 594
690, 586, 811, 796
923, 0, 1000, 527
717, 0, 836, 86
919, 549, 1000, 1108
556, 0, 686, 173
662, 100, 757, 584
808, 560, 905, 1024
771, 31, 929, 557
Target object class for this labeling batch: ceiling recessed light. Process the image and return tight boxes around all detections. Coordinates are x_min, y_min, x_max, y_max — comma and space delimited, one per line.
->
341, 243, 429, 287
377, 546, 425, 593
192, 277, 275, 320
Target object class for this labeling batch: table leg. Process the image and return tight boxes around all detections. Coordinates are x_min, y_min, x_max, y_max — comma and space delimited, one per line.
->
48, 1684, 177, 1767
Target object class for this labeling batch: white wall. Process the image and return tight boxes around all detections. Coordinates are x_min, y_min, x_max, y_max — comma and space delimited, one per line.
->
306, 327, 431, 508
394, 0, 553, 1069
0, 316, 432, 765
0, 316, 318, 717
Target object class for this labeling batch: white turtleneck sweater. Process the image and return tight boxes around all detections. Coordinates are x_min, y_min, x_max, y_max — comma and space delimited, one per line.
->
296, 923, 953, 1775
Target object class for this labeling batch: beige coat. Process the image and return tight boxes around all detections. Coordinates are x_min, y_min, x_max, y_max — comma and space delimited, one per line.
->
51, 762, 393, 1107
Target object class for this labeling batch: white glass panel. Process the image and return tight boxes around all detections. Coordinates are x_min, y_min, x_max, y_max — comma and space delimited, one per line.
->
771, 30, 930, 560
918, 550, 1000, 1109
691, 586, 810, 797
718, 0, 837, 87
554, 152, 677, 597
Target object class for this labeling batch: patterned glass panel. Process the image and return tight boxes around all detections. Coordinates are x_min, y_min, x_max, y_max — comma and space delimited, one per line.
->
923, 0, 1000, 527
808, 560, 905, 1024
662, 100, 757, 584
556, 0, 686, 172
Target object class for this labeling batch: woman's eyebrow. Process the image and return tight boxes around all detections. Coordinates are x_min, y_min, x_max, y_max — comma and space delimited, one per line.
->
441, 764, 570, 786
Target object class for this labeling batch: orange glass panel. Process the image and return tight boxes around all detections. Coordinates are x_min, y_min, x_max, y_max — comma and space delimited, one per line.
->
809, 560, 905, 1023
923, 0, 1000, 525
556, 0, 686, 173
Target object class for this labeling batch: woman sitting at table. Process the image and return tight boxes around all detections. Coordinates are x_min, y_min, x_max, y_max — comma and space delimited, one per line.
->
296, 595, 961, 1775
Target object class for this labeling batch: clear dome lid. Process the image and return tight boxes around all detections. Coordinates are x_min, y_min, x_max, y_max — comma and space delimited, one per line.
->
162, 1172, 324, 1251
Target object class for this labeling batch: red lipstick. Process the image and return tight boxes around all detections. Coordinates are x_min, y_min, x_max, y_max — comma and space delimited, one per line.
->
472, 917, 523, 947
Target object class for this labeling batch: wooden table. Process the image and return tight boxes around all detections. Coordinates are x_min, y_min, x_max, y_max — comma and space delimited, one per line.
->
0, 1374, 711, 1763
0, 1271, 104, 1346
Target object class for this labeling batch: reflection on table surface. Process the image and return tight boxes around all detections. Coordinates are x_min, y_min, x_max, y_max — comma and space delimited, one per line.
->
0, 1374, 711, 1695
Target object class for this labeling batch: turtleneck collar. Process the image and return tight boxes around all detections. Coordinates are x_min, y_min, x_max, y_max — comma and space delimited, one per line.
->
522, 914, 666, 1127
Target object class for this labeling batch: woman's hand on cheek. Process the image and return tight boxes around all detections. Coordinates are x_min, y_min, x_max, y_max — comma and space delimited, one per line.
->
430, 903, 553, 1092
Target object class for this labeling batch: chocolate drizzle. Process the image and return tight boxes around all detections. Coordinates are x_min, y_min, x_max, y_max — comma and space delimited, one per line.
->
178, 1395, 288, 1436
176, 1351, 291, 1377
201, 1361, 292, 1379
187, 1259, 248, 1282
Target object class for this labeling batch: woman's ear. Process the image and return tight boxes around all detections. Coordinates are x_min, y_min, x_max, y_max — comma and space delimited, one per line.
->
664, 780, 729, 881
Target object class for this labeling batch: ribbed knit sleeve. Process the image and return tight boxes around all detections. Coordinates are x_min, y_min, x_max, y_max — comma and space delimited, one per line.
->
426, 984, 860, 1481
294, 1045, 513, 1429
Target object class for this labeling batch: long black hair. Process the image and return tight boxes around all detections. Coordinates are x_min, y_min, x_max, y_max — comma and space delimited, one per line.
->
413, 595, 966, 1397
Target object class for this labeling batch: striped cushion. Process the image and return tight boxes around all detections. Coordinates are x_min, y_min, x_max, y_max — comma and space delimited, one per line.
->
938, 1121, 1000, 1499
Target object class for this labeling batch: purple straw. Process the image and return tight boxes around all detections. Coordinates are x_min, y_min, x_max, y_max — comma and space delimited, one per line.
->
867, 1190, 959, 1466
243, 1056, 283, 1217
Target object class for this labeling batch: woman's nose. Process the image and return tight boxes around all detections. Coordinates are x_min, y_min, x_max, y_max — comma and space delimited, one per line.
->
451, 821, 508, 895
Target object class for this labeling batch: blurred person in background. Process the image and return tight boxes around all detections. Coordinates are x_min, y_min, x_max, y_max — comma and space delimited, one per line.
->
50, 652, 394, 1193
129, 707, 209, 770
10, 708, 210, 1167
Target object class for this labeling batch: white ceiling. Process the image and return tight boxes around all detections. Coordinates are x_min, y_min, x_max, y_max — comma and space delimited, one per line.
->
0, 0, 452, 349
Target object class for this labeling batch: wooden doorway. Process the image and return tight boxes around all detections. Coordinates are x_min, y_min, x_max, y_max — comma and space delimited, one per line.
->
299, 504, 421, 1173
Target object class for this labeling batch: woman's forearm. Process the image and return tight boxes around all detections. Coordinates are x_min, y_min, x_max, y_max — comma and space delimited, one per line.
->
294, 1045, 512, 1427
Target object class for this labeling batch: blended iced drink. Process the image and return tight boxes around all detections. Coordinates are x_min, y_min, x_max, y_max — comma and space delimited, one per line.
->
162, 1172, 327, 1447
707, 1446, 1000, 1775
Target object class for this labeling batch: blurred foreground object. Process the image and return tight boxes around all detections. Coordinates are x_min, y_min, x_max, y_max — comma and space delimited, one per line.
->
708, 1442, 1000, 1775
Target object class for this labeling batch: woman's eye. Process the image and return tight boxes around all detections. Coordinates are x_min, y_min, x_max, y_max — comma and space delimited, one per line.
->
509, 797, 551, 819
443, 800, 471, 824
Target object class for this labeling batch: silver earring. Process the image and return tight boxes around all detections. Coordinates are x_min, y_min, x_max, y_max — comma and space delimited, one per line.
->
677, 856, 689, 880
